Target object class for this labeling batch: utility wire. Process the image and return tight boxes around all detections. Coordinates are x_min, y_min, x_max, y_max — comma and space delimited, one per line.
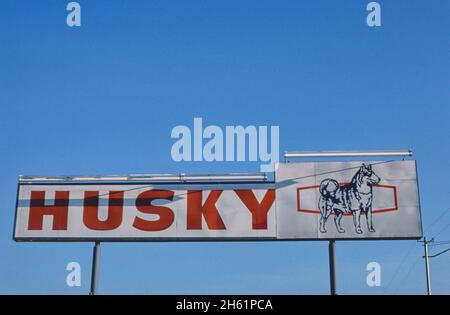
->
384, 207, 450, 294
431, 240, 450, 247
393, 256, 421, 295
431, 220, 450, 239
425, 208, 450, 236
383, 242, 418, 294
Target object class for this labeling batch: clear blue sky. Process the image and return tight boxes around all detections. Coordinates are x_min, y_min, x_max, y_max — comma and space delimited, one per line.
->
0, 0, 449, 294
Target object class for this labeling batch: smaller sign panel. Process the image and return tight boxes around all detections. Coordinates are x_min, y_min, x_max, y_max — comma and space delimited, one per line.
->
275, 160, 423, 239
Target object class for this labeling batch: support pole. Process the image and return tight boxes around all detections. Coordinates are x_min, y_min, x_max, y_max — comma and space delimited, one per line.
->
90, 241, 101, 295
423, 237, 431, 295
328, 240, 337, 295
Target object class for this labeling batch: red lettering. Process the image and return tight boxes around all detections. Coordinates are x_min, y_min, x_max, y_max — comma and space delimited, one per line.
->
187, 190, 225, 230
133, 190, 175, 231
235, 189, 275, 229
28, 191, 69, 230
83, 191, 124, 230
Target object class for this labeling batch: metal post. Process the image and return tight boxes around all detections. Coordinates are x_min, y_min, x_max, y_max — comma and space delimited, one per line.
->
329, 240, 337, 295
423, 237, 431, 295
90, 241, 101, 295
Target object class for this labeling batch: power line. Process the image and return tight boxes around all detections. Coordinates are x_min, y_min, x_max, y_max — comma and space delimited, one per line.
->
430, 240, 450, 247
425, 207, 450, 236
384, 207, 450, 294
431, 220, 450, 239
428, 247, 450, 258
392, 256, 421, 295
383, 242, 419, 294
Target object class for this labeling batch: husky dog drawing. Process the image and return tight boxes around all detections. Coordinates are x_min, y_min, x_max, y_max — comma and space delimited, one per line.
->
318, 164, 381, 234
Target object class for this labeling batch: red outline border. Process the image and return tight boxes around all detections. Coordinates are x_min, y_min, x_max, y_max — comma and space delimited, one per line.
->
296, 183, 398, 215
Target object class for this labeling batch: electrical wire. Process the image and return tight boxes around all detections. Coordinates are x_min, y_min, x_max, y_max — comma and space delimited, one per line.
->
383, 242, 418, 294
431, 221, 450, 239
392, 256, 421, 295
424, 208, 450, 236
384, 207, 450, 294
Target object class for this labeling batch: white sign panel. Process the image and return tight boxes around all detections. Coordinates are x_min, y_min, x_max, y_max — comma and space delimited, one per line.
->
14, 183, 276, 241
14, 161, 423, 241
275, 160, 422, 239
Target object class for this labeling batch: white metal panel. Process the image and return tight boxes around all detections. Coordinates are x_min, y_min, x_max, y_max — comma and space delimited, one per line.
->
275, 160, 422, 239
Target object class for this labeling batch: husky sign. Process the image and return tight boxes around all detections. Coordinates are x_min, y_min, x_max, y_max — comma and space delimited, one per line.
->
275, 160, 422, 239
14, 183, 276, 241
13, 161, 422, 241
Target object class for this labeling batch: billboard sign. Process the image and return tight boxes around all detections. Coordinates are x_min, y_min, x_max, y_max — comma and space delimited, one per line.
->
275, 160, 422, 239
14, 160, 422, 241
14, 183, 276, 241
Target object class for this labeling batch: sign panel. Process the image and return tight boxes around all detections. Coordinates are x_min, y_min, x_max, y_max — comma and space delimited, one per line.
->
14, 161, 423, 241
14, 183, 276, 241
275, 160, 422, 239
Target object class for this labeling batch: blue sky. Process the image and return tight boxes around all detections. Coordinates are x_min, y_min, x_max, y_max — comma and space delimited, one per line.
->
0, 0, 449, 294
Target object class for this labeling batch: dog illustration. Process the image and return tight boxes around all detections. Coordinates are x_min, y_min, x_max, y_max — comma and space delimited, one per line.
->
318, 164, 381, 234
